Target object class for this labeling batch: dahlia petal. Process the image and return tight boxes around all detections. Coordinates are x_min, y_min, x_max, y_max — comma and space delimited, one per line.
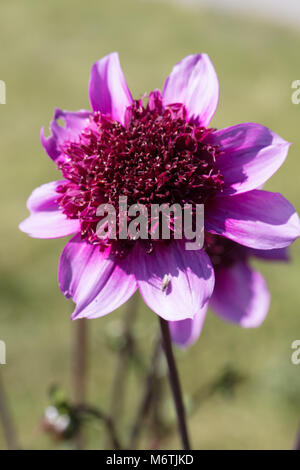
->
247, 246, 290, 262
209, 123, 290, 194
206, 190, 300, 249
19, 181, 80, 238
19, 213, 80, 239
210, 261, 270, 328
169, 304, 208, 348
58, 235, 137, 319
41, 109, 91, 161
134, 241, 215, 321
25, 181, 64, 212
162, 54, 219, 126
89, 52, 133, 125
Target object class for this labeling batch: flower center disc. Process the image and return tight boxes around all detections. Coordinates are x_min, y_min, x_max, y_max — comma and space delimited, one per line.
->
57, 92, 224, 254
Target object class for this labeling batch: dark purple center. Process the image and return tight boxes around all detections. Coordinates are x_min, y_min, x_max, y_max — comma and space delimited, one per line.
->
56, 92, 224, 253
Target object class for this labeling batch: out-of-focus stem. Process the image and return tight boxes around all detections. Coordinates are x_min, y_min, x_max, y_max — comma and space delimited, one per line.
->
129, 335, 162, 449
72, 318, 88, 450
77, 404, 122, 450
0, 370, 20, 450
109, 294, 139, 428
148, 364, 165, 449
294, 422, 300, 450
159, 317, 191, 451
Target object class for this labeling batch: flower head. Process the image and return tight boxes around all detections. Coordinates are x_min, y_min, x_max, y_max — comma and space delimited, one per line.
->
20, 52, 300, 324
56, 93, 223, 252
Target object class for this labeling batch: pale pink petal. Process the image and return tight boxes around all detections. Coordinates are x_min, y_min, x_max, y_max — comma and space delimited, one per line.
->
25, 181, 64, 212
19, 181, 80, 238
19, 212, 80, 239
58, 235, 137, 319
169, 304, 208, 348
134, 241, 215, 321
41, 109, 91, 161
163, 54, 219, 126
206, 190, 300, 249
89, 52, 133, 125
208, 123, 290, 194
210, 261, 270, 328
247, 246, 290, 262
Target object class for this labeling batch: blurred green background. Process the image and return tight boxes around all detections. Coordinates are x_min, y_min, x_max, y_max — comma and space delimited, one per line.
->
0, 0, 300, 450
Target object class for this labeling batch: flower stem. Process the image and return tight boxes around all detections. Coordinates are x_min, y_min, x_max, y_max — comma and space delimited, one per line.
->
129, 335, 162, 449
294, 421, 300, 450
0, 370, 20, 449
158, 317, 191, 450
109, 294, 139, 425
77, 404, 122, 450
72, 318, 88, 450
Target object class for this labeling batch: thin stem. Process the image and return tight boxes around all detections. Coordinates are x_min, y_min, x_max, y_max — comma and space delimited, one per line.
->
129, 335, 162, 449
159, 317, 191, 450
0, 370, 20, 450
72, 318, 88, 450
294, 421, 300, 450
148, 360, 165, 449
77, 404, 122, 450
109, 295, 139, 425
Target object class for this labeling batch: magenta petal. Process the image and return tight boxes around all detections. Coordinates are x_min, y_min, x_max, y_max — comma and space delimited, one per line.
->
19, 181, 80, 238
210, 262, 270, 328
19, 213, 80, 239
58, 235, 137, 319
89, 52, 133, 125
247, 246, 290, 262
25, 181, 64, 212
208, 123, 290, 195
41, 109, 91, 162
206, 190, 300, 249
134, 242, 215, 321
169, 305, 207, 348
162, 54, 219, 127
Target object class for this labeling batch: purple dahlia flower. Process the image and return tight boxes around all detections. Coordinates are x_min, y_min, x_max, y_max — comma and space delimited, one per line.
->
20, 52, 300, 324
170, 235, 289, 347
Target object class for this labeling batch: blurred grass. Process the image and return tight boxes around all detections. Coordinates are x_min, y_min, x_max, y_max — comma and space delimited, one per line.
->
0, 0, 300, 449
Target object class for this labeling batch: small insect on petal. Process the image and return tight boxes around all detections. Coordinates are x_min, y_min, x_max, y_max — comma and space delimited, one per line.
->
162, 274, 171, 293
